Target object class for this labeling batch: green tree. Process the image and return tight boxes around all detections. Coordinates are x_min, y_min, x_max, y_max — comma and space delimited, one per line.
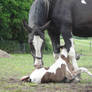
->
0, 0, 52, 53
0, 0, 33, 40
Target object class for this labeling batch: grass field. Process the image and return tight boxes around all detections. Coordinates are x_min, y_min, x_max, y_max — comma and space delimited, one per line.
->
60, 38, 92, 56
0, 53, 92, 92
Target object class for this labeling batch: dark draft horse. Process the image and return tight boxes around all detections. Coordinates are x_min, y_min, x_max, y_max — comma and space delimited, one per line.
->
24, 0, 92, 71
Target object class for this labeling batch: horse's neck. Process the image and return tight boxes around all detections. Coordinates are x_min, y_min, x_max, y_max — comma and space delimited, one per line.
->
48, 0, 57, 16
29, 0, 49, 27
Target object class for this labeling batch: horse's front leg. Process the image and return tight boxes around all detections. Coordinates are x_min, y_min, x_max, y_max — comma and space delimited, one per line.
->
48, 29, 60, 60
61, 24, 78, 71
68, 38, 79, 70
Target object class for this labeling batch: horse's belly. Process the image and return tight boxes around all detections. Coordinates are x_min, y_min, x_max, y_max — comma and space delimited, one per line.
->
73, 26, 92, 37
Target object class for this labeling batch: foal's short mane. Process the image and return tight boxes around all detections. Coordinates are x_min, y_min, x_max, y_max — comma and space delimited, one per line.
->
61, 55, 70, 64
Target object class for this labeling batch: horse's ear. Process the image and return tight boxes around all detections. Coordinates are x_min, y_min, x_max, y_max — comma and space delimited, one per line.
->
40, 20, 51, 31
23, 20, 32, 33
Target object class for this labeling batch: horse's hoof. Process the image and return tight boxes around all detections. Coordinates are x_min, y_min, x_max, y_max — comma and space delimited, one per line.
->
75, 53, 80, 60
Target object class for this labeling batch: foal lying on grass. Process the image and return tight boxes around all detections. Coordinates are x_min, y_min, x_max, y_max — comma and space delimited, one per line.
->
21, 48, 92, 83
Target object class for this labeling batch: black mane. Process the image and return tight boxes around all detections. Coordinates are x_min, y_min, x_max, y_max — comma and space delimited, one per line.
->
28, 0, 50, 27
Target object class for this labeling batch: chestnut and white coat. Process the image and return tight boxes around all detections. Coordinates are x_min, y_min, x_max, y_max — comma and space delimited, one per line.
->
21, 48, 92, 83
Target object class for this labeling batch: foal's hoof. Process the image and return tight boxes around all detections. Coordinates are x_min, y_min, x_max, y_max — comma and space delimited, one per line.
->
73, 78, 80, 83
20, 76, 31, 82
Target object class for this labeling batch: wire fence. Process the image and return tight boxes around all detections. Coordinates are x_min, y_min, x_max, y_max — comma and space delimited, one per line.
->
0, 38, 92, 55
74, 39, 92, 56
60, 38, 92, 56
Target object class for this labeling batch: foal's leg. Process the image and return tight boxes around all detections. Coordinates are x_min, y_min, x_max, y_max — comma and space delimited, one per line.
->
76, 67, 92, 77
66, 67, 92, 82
61, 24, 78, 71
48, 28, 60, 60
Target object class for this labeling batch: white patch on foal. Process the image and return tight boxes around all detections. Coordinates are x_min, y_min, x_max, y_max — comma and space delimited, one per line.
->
30, 68, 47, 83
33, 35, 43, 64
81, 0, 87, 4
48, 48, 71, 75
48, 57, 65, 74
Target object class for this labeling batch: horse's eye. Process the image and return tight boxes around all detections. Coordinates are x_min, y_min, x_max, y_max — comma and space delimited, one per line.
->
30, 39, 33, 44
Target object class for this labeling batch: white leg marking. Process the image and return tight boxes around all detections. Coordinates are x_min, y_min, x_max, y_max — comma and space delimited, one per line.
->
69, 38, 78, 70
61, 48, 68, 58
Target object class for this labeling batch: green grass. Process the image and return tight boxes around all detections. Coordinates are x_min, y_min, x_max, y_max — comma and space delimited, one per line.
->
0, 54, 55, 79
78, 56, 92, 83
0, 54, 92, 92
0, 39, 92, 92
0, 54, 55, 92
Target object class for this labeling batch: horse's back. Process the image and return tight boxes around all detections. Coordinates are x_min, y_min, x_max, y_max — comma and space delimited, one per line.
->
72, 0, 92, 37
52, 0, 92, 37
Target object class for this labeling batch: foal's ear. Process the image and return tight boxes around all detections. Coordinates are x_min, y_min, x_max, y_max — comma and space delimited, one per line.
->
23, 20, 32, 33
40, 20, 51, 31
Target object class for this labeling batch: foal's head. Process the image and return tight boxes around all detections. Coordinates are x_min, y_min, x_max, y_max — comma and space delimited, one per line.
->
23, 21, 51, 68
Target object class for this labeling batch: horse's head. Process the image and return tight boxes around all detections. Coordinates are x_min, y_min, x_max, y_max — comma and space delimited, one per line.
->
23, 20, 51, 68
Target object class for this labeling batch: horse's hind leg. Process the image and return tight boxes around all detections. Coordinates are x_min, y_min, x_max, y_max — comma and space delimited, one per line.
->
48, 27, 60, 60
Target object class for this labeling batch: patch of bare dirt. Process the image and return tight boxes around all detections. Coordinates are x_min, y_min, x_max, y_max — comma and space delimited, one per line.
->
0, 77, 92, 92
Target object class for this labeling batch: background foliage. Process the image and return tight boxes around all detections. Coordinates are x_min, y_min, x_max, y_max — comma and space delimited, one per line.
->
0, 0, 52, 53
0, 0, 92, 54
0, 0, 33, 41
